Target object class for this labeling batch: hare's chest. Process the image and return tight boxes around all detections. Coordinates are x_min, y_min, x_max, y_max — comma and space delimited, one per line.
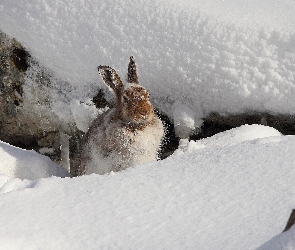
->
102, 122, 161, 158
84, 117, 163, 174
127, 121, 164, 160
131, 128, 159, 151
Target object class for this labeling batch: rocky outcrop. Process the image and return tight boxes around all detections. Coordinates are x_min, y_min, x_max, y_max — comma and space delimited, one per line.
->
284, 209, 295, 232
190, 112, 295, 141
0, 31, 79, 168
0, 32, 36, 147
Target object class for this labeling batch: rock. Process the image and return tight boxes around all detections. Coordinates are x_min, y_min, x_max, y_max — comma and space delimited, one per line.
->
284, 209, 295, 232
190, 112, 295, 141
0, 31, 79, 169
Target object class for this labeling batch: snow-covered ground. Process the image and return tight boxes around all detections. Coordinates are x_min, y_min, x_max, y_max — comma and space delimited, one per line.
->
1, 0, 295, 249
0, 125, 294, 249
0, 140, 69, 181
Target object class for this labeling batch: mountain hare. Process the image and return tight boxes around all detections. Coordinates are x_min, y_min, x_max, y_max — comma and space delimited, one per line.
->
72, 56, 164, 176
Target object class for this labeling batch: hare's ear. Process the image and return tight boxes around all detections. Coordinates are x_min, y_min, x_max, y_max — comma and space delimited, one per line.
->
127, 56, 139, 84
98, 65, 124, 95
98, 66, 124, 107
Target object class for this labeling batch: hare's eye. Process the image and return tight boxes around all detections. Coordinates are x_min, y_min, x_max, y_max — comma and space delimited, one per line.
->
123, 96, 129, 103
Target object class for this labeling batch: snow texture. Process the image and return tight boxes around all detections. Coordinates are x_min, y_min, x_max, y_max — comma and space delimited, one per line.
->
0, 125, 294, 249
0, 141, 69, 180
175, 124, 282, 154
257, 225, 295, 250
1, 0, 295, 133
70, 99, 106, 133
173, 102, 197, 138
0, 0, 295, 249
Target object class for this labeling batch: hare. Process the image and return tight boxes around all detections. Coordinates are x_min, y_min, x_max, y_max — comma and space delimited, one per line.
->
72, 56, 164, 176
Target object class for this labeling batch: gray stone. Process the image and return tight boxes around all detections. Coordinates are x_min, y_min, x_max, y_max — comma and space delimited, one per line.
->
284, 209, 295, 232
0, 31, 78, 169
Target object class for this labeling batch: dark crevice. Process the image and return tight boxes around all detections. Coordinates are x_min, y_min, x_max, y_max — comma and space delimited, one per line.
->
284, 209, 295, 232
155, 109, 180, 160
11, 47, 30, 72
92, 89, 108, 109
190, 113, 295, 141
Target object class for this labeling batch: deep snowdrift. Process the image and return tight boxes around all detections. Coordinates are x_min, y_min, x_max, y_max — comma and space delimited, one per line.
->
1, 0, 295, 129
0, 125, 294, 249
0, 141, 69, 181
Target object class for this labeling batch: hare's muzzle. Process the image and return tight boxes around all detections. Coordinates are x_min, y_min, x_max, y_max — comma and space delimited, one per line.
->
128, 100, 153, 123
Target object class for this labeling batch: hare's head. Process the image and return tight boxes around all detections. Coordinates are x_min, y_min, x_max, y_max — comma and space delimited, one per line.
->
98, 56, 154, 125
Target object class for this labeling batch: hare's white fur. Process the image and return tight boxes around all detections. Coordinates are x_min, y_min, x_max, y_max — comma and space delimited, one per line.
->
73, 57, 164, 176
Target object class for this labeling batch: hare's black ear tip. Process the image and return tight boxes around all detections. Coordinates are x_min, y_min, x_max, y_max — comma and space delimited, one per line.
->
98, 65, 111, 72
97, 67, 103, 75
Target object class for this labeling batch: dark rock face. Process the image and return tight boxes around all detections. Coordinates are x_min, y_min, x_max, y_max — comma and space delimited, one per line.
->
155, 109, 180, 160
190, 112, 295, 141
0, 31, 76, 166
0, 33, 28, 144
11, 47, 30, 72
284, 209, 295, 232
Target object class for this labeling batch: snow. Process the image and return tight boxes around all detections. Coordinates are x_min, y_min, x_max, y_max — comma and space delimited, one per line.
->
173, 102, 197, 139
0, 0, 295, 249
38, 147, 55, 155
257, 225, 295, 250
0, 141, 69, 181
70, 99, 107, 133
1, 0, 295, 133
175, 124, 282, 153
0, 125, 295, 249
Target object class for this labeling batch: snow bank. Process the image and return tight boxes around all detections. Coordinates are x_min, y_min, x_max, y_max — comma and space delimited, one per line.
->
0, 141, 69, 180
0, 125, 294, 249
175, 124, 282, 154
1, 0, 295, 131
